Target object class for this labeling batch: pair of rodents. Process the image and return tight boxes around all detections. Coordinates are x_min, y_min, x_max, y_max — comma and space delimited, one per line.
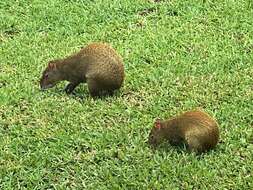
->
40, 43, 220, 153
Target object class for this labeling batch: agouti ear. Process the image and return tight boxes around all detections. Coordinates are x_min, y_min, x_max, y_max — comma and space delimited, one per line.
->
155, 118, 162, 130
48, 61, 56, 70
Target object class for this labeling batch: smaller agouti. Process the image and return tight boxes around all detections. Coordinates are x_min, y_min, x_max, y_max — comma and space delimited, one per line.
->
40, 43, 124, 97
148, 110, 219, 153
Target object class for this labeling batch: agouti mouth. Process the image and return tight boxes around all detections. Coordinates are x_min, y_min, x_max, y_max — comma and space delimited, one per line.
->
40, 84, 54, 90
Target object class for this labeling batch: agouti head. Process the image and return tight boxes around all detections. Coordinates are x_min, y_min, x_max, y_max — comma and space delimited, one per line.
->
148, 119, 165, 146
40, 60, 62, 90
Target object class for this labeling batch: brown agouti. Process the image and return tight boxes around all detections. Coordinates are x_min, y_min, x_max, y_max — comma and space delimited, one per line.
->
148, 110, 219, 153
40, 43, 124, 97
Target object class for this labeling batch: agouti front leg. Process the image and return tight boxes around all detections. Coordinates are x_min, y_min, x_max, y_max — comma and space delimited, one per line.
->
64, 82, 80, 94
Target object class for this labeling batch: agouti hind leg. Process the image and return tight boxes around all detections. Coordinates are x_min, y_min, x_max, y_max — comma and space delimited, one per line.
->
186, 137, 202, 153
87, 78, 102, 97
64, 82, 80, 94
87, 78, 115, 97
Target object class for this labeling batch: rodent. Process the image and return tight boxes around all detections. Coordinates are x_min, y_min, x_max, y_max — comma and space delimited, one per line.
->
148, 110, 219, 153
40, 42, 125, 97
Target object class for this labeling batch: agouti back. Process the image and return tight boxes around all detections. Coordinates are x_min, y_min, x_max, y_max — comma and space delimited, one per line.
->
148, 110, 219, 153
40, 43, 124, 97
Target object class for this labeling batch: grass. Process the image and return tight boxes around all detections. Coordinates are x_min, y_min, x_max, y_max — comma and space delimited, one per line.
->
0, 0, 252, 189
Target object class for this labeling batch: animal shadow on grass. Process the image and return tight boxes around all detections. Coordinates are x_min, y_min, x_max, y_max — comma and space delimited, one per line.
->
138, 8, 156, 16
150, 142, 186, 152
3, 24, 20, 38
55, 84, 123, 101
149, 0, 163, 3
147, 140, 221, 159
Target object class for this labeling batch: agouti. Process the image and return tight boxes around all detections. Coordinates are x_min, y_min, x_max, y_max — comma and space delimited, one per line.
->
148, 110, 219, 153
40, 43, 124, 97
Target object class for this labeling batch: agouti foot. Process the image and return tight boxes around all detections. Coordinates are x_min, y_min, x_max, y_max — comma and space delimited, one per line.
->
64, 82, 79, 94
65, 90, 77, 96
107, 90, 114, 96
64, 86, 74, 94
89, 90, 115, 98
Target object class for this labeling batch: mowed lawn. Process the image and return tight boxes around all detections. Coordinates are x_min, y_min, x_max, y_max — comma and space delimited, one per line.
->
0, 0, 252, 189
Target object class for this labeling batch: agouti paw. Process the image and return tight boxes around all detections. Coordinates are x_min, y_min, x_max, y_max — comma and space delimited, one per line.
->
64, 85, 74, 94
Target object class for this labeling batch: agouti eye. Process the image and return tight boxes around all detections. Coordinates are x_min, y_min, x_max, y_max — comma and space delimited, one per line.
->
44, 74, 49, 79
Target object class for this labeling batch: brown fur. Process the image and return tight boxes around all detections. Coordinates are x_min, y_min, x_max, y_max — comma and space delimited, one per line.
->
148, 110, 219, 153
40, 43, 125, 97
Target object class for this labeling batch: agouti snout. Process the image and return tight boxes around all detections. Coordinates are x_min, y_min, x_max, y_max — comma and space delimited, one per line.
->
40, 43, 125, 97
40, 61, 61, 90
148, 110, 220, 153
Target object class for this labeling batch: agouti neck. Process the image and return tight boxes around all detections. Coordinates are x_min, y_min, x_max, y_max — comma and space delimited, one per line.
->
55, 53, 87, 81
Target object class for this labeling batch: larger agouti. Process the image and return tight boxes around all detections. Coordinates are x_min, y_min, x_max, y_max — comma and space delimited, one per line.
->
40, 43, 124, 97
148, 110, 219, 153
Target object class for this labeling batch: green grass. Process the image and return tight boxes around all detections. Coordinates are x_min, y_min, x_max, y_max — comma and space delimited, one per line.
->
0, 0, 252, 189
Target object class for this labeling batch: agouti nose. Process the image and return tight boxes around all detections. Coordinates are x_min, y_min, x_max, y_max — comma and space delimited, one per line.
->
40, 86, 46, 91
39, 82, 44, 91
40, 83, 53, 91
